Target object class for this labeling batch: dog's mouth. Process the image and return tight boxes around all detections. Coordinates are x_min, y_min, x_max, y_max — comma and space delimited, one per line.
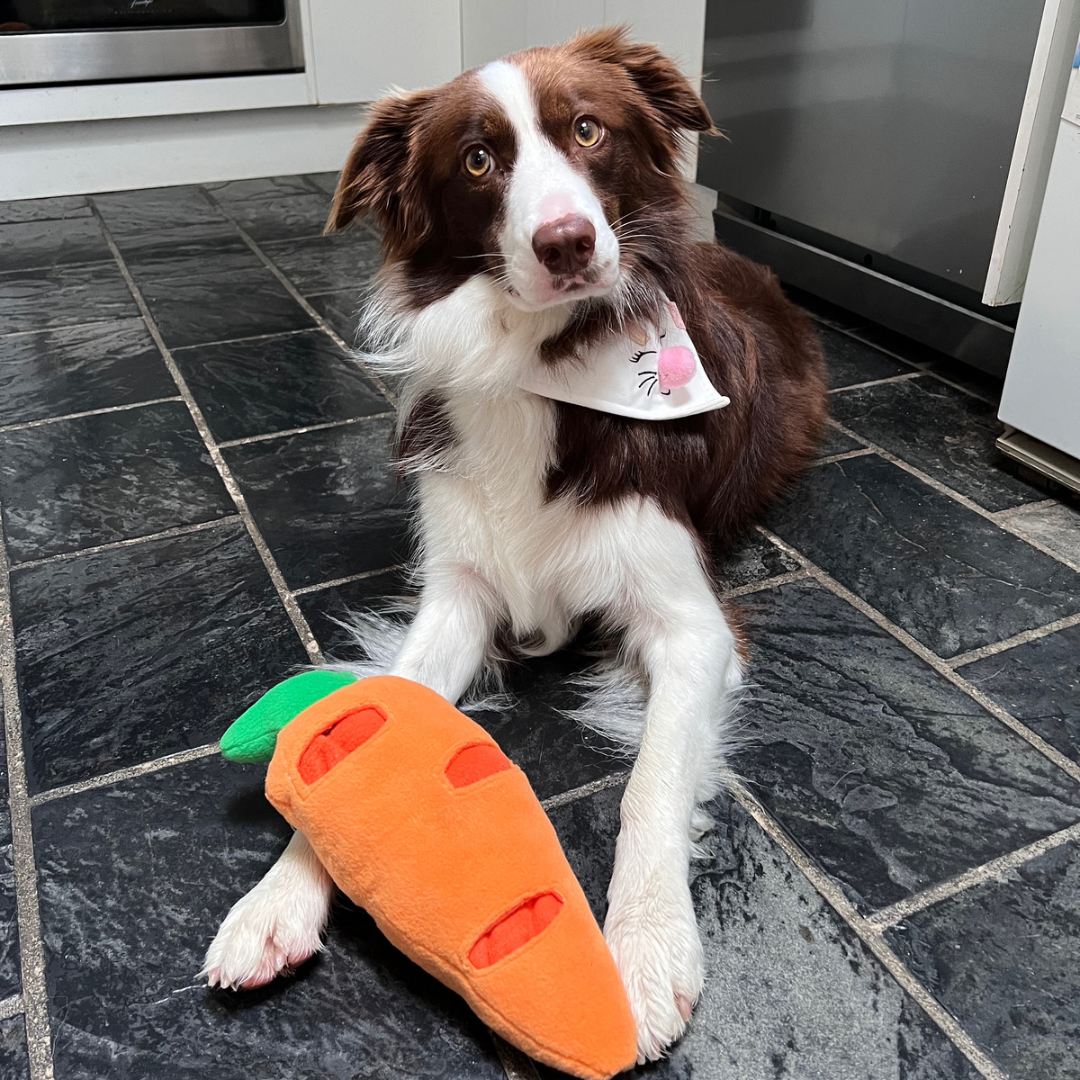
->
500, 267, 619, 310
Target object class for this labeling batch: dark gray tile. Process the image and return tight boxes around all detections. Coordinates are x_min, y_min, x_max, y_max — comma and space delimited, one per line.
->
0, 1016, 29, 1080
33, 755, 505, 1080
206, 176, 333, 241
173, 330, 389, 443
0, 194, 91, 224
261, 233, 382, 296
296, 572, 625, 803
306, 290, 363, 345
830, 376, 1043, 512
885, 842, 1080, 1080
540, 786, 980, 1080
962, 623, 1080, 765
0, 263, 138, 335
0, 401, 234, 563
1003, 501, 1080, 566
765, 454, 1080, 659
0, 319, 174, 428
92, 186, 234, 256
816, 425, 866, 458
124, 235, 263, 280
11, 523, 308, 795
0, 807, 17, 1000
732, 580, 1080, 911
133, 265, 315, 350
714, 529, 800, 590
923, 356, 1004, 405
819, 325, 915, 389
223, 417, 409, 590
0, 217, 111, 273
305, 172, 341, 197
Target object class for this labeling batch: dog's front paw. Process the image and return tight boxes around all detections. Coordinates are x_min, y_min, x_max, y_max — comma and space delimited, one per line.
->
604, 867, 704, 1062
201, 877, 327, 990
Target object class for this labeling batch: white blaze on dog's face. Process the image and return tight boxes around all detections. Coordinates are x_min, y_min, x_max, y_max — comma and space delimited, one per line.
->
329, 28, 713, 314
477, 60, 620, 310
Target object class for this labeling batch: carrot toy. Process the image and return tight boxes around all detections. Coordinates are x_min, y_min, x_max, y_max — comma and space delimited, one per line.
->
219, 672, 637, 1080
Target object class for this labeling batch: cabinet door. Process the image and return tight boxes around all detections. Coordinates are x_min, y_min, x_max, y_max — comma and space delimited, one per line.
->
308, 0, 462, 104
983, 0, 1080, 306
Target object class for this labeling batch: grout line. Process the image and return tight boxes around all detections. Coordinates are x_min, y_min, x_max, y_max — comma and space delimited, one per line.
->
290, 564, 405, 597
216, 411, 395, 450
540, 771, 628, 812
827, 419, 1080, 573
991, 497, 1060, 522
206, 196, 396, 407
0, 396, 183, 436
999, 518, 1080, 573
948, 611, 1080, 669
727, 780, 1009, 1080
490, 1032, 542, 1080
92, 208, 324, 667
0, 500, 56, 1080
0, 993, 24, 1021
720, 569, 810, 599
813, 448, 876, 468
828, 371, 923, 395
757, 526, 1080, 786
29, 743, 221, 808
8, 516, 242, 573
169, 326, 320, 352
867, 819, 1080, 929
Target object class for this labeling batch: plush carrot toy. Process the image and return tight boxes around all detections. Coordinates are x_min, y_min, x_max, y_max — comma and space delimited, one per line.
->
220, 672, 637, 1080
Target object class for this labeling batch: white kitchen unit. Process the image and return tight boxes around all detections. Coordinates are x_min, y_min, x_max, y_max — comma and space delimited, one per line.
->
0, 0, 707, 201
997, 52, 1080, 492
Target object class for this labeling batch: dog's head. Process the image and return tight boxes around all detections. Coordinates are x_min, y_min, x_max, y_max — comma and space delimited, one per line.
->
328, 27, 714, 313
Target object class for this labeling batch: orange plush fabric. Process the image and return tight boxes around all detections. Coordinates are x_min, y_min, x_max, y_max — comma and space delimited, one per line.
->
264, 675, 637, 1080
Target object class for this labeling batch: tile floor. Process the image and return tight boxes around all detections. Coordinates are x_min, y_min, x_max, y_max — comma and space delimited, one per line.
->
1, 176, 1078, 1080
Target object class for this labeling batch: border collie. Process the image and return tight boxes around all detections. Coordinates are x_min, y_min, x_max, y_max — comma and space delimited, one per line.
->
204, 27, 828, 1062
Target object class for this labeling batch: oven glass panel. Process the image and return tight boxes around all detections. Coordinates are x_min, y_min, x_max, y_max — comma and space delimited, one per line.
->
0, 1, 286, 32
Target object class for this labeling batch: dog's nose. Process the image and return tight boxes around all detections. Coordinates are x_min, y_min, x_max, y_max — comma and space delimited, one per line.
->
532, 215, 595, 275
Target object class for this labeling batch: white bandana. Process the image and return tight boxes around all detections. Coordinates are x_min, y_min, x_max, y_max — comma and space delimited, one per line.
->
519, 298, 730, 421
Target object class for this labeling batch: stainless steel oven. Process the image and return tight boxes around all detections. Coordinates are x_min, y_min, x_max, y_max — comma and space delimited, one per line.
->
0, 0, 303, 87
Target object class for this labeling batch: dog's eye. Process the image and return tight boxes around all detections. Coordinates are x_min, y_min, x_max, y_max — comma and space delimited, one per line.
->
464, 146, 492, 177
573, 117, 602, 148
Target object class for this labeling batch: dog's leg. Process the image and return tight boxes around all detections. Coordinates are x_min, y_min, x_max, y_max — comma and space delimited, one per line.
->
203, 563, 498, 988
603, 526, 742, 1062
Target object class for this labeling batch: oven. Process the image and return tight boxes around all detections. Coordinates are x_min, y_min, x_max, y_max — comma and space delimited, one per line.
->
0, 0, 303, 87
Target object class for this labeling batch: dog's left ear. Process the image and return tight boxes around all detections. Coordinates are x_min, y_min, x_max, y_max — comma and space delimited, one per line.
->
569, 26, 716, 136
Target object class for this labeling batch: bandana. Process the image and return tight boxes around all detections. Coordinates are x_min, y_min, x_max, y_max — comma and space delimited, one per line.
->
519, 299, 730, 420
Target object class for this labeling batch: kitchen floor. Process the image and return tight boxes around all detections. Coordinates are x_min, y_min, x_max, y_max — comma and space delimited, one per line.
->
1, 176, 1078, 1080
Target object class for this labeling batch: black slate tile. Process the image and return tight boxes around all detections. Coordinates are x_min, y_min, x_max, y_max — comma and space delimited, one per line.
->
0, 263, 138, 334
885, 842, 1080, 1080
296, 571, 625, 803
0, 807, 18, 1000
305, 172, 341, 196
91, 186, 235, 256
765, 454, 1080, 659
223, 417, 409, 590
205, 176, 333, 241
819, 325, 915, 389
123, 235, 263, 280
1002, 500, 1080, 567
0, 217, 111, 273
33, 755, 505, 1080
923, 356, 1005, 405
731, 579, 1080, 911
714, 529, 800, 589
11, 523, 308, 795
830, 376, 1043, 512
0, 1016, 29, 1080
816, 425, 866, 458
132, 265, 315, 350
961, 623, 1080, 765
0, 194, 91, 224
0, 401, 234, 563
540, 786, 980, 1080
173, 330, 389, 443
306, 290, 363, 345
261, 233, 382, 296
0, 319, 174, 428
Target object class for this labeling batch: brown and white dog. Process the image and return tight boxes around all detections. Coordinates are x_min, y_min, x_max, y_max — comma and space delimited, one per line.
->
204, 27, 828, 1062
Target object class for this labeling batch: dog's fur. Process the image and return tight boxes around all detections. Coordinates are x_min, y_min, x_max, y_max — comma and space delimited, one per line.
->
204, 28, 827, 1062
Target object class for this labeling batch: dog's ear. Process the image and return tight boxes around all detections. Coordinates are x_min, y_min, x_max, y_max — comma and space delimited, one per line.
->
569, 26, 716, 136
326, 89, 434, 245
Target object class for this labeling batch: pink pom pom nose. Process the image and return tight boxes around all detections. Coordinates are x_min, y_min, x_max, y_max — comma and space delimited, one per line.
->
657, 346, 696, 391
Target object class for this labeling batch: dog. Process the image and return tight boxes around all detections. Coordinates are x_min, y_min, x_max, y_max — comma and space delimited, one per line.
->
203, 27, 828, 1062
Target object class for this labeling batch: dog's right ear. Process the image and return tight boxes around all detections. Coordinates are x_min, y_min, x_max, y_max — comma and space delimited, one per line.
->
326, 89, 434, 244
